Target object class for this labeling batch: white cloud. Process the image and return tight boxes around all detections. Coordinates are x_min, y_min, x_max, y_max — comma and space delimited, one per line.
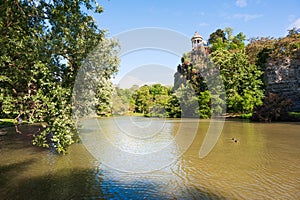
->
236, 0, 247, 7
233, 13, 263, 22
290, 18, 300, 29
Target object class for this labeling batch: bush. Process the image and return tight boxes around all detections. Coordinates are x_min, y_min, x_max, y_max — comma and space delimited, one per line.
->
251, 92, 293, 122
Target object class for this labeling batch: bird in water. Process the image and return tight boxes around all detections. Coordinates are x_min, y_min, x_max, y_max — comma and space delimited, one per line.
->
232, 137, 239, 143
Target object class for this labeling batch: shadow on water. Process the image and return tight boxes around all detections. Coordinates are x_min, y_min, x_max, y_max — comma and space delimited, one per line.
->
1, 166, 225, 200
0, 125, 43, 151
0, 159, 37, 188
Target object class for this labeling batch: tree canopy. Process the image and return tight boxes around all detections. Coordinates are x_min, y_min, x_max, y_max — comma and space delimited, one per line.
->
208, 27, 246, 52
0, 0, 119, 153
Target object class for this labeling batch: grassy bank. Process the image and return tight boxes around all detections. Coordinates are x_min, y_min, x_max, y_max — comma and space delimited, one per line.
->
288, 112, 300, 120
0, 119, 15, 128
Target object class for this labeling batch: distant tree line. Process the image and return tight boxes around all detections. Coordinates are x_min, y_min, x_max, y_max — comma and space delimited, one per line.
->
111, 84, 181, 118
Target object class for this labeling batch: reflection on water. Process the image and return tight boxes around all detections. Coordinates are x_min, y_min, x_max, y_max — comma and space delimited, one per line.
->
1, 117, 300, 199
79, 117, 200, 172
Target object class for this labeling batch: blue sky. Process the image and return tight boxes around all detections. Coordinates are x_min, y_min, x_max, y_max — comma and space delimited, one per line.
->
91, 0, 300, 87
96, 0, 300, 39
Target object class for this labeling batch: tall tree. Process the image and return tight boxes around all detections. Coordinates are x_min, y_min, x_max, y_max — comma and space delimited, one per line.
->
210, 49, 264, 114
208, 28, 226, 45
209, 27, 246, 52
0, 0, 118, 153
246, 37, 276, 66
132, 85, 151, 114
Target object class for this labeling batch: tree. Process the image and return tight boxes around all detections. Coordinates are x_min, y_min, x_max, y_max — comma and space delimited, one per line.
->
287, 27, 300, 37
209, 37, 228, 52
210, 49, 264, 114
230, 32, 246, 50
148, 84, 171, 117
251, 93, 293, 122
132, 85, 151, 114
165, 94, 181, 118
0, 0, 118, 153
246, 29, 300, 68
93, 39, 120, 116
208, 28, 226, 45
207, 28, 263, 115
174, 84, 199, 118
149, 84, 169, 97
270, 29, 300, 59
246, 29, 300, 119
111, 87, 135, 115
208, 27, 246, 52
197, 90, 212, 118
129, 84, 180, 118
246, 37, 276, 66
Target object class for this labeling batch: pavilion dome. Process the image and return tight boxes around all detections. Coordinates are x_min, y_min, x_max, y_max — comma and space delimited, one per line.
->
191, 31, 203, 41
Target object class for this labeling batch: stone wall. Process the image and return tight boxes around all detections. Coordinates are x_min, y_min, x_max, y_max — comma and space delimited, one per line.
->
191, 45, 209, 64
265, 49, 300, 111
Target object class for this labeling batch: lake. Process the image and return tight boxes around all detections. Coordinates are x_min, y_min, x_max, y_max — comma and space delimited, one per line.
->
0, 117, 300, 199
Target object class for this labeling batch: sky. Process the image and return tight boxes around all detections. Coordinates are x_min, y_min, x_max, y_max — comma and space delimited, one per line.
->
91, 0, 300, 88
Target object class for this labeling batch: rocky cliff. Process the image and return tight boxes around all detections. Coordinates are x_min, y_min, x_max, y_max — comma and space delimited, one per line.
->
265, 49, 300, 111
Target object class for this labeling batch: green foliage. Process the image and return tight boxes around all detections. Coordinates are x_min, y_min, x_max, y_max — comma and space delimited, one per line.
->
149, 84, 169, 97
197, 90, 212, 118
128, 84, 183, 118
208, 27, 246, 52
111, 87, 135, 115
33, 106, 77, 154
208, 29, 226, 45
96, 84, 113, 116
240, 113, 252, 119
174, 48, 226, 118
246, 29, 300, 118
132, 85, 151, 114
210, 49, 264, 114
246, 37, 276, 67
174, 84, 199, 118
246, 29, 300, 68
230, 32, 246, 50
148, 84, 171, 117
288, 112, 300, 120
165, 94, 181, 118
287, 28, 300, 36
93, 39, 120, 116
182, 52, 192, 64
0, 119, 15, 128
270, 30, 300, 59
251, 93, 293, 122
31, 82, 78, 154
0, 0, 118, 153
210, 37, 228, 52
72, 38, 120, 119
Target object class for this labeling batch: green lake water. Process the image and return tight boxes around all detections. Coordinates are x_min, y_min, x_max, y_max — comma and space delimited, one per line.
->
0, 117, 299, 199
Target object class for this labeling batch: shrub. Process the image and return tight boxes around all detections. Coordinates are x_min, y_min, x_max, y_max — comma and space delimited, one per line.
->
251, 92, 293, 122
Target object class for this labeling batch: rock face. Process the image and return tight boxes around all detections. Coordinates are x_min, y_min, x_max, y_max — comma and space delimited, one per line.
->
174, 31, 210, 89
264, 49, 300, 111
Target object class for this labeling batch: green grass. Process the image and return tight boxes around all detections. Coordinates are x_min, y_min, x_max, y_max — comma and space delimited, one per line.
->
240, 113, 253, 119
129, 112, 145, 117
0, 119, 15, 128
289, 112, 300, 119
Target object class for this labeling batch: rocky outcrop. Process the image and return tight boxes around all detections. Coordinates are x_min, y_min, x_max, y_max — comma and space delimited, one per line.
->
264, 49, 300, 111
